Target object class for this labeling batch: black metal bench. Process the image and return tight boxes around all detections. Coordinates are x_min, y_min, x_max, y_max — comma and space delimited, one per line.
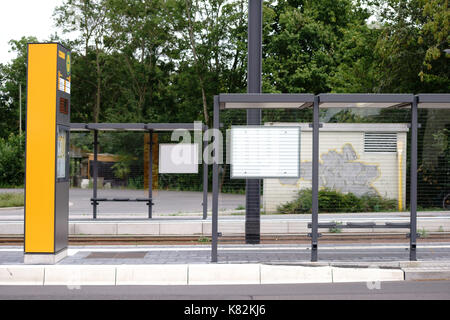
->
307, 221, 411, 229
91, 198, 154, 206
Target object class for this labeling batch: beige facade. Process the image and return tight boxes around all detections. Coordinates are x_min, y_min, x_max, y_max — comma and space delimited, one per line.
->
263, 123, 408, 213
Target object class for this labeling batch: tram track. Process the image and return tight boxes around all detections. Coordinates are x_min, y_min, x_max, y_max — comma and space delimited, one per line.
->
1, 233, 450, 245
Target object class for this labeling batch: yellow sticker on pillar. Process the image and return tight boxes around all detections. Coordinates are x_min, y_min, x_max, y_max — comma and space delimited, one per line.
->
66, 52, 71, 76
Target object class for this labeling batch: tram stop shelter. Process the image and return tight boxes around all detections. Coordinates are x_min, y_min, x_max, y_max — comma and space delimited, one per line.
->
70, 122, 209, 220
211, 93, 450, 263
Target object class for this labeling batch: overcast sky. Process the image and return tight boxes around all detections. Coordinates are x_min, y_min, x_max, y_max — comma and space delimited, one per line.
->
0, 0, 63, 64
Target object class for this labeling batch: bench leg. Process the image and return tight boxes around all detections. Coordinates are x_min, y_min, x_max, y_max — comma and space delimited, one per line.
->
91, 201, 98, 220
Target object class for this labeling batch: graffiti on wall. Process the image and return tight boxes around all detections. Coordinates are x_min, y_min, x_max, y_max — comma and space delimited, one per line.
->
279, 144, 380, 196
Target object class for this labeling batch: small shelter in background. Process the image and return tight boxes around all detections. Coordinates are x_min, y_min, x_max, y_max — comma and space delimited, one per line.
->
69, 132, 159, 190
70, 122, 209, 219
69, 145, 87, 187
86, 153, 120, 188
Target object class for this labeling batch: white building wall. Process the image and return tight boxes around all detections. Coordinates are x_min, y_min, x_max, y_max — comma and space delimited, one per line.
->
263, 123, 408, 213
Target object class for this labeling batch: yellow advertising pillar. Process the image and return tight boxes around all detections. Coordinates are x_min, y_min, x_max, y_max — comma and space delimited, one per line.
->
24, 43, 71, 264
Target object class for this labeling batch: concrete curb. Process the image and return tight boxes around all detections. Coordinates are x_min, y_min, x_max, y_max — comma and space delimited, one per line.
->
261, 265, 333, 284
332, 267, 404, 283
0, 264, 412, 286
0, 207, 23, 211
403, 268, 450, 281
0, 266, 44, 285
44, 265, 116, 286
116, 265, 188, 285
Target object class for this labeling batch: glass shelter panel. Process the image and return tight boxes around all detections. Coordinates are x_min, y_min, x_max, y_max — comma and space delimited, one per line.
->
316, 106, 411, 217
417, 105, 450, 212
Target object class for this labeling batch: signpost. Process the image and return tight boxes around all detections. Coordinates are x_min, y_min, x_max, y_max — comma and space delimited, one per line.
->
246, 0, 263, 244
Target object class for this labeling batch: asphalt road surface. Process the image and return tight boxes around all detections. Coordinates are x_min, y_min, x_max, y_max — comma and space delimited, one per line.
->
1, 188, 449, 220
67, 188, 246, 215
0, 281, 449, 300
0, 188, 246, 218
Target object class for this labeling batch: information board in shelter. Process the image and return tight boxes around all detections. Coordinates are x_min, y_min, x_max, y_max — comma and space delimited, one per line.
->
230, 126, 300, 179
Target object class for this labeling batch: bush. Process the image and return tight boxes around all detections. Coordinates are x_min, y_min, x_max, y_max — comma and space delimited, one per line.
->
0, 192, 24, 208
277, 188, 398, 214
128, 176, 144, 189
0, 134, 25, 187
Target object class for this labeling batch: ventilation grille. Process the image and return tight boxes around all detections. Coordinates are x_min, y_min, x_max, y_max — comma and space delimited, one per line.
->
364, 132, 397, 152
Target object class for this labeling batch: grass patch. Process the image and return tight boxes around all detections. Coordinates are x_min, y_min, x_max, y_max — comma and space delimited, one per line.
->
277, 188, 398, 214
417, 206, 446, 212
197, 237, 211, 243
168, 212, 184, 216
329, 221, 343, 233
418, 228, 429, 238
0, 193, 24, 208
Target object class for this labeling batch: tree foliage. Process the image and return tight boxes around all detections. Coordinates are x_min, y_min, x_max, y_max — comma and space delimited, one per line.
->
0, 37, 36, 137
0, 0, 447, 199
1, 0, 447, 131
0, 133, 25, 187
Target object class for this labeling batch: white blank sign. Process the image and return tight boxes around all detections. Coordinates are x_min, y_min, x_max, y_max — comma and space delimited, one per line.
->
159, 144, 199, 174
230, 126, 300, 179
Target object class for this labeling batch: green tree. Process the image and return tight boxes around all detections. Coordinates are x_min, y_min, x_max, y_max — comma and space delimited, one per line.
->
0, 133, 25, 187
263, 0, 372, 94
373, 0, 449, 92
0, 37, 36, 138
104, 0, 179, 123
54, 0, 111, 122
328, 20, 381, 93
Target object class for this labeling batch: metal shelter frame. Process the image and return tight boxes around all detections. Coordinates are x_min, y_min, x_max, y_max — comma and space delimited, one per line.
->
70, 123, 209, 220
211, 93, 450, 263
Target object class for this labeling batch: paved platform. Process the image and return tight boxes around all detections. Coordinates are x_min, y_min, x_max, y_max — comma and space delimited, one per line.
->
1, 243, 450, 285
1, 243, 450, 265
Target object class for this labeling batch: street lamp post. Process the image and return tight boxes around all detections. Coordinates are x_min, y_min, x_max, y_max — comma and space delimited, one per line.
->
19, 83, 22, 135
246, 0, 263, 244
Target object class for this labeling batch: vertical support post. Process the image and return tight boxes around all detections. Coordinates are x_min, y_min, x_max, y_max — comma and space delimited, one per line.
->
19, 83, 22, 135
311, 96, 320, 262
246, 0, 262, 244
211, 97, 219, 262
149, 130, 153, 219
203, 126, 208, 220
93, 130, 98, 220
410, 96, 418, 261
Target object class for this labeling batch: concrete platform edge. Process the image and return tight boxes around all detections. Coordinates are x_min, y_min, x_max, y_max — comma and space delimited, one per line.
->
4, 263, 446, 285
